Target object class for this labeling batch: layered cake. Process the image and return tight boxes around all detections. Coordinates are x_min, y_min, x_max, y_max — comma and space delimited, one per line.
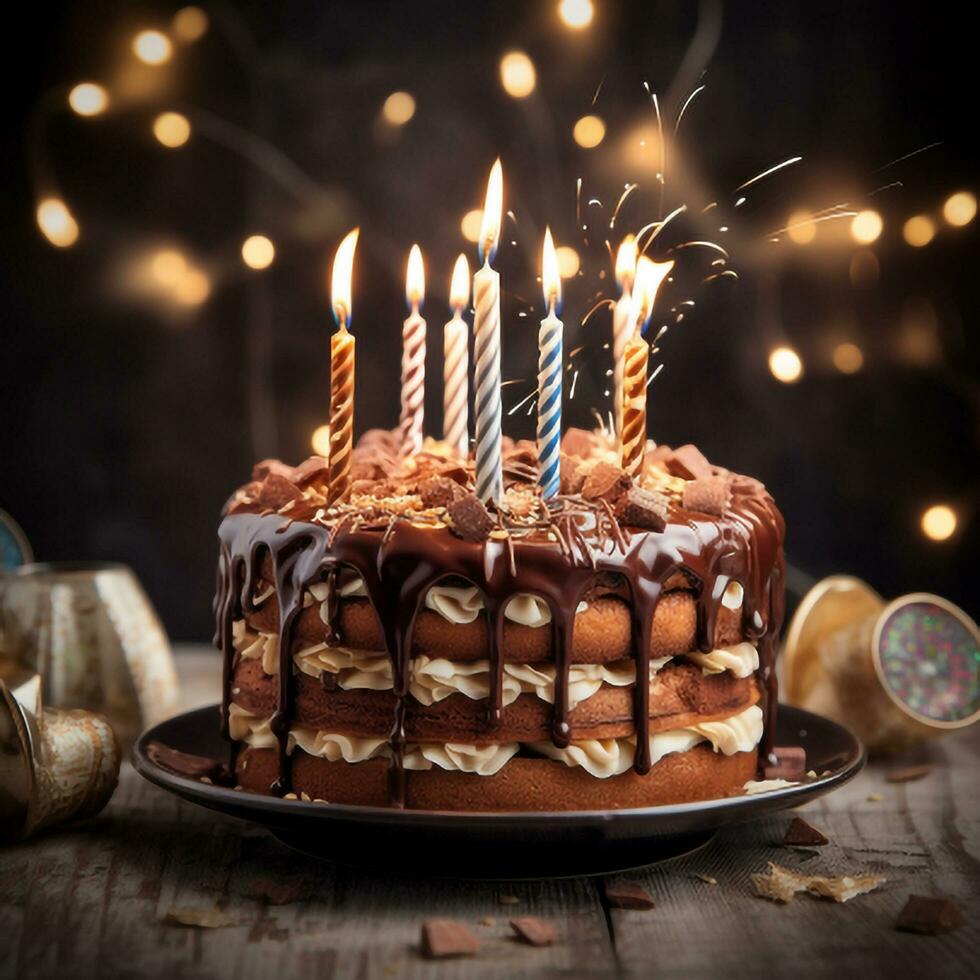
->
215, 428, 785, 810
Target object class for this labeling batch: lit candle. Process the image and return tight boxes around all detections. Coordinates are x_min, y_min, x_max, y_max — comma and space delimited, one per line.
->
472, 159, 504, 504
620, 255, 674, 477
537, 227, 563, 499
443, 253, 470, 457
399, 244, 426, 454
328, 228, 359, 502
612, 234, 638, 439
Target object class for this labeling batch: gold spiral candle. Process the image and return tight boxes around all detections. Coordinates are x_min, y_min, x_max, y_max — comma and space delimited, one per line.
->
443, 253, 470, 457
619, 255, 674, 476
612, 235, 638, 439
328, 228, 358, 502
328, 326, 355, 501
399, 244, 426, 455
620, 333, 648, 477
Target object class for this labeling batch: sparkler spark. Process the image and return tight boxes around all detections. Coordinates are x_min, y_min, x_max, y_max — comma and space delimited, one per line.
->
674, 84, 706, 134
580, 298, 614, 327
733, 156, 803, 193
610, 183, 638, 229
872, 141, 943, 173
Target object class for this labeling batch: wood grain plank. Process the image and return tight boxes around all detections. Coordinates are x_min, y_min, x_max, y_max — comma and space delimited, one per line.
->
607, 729, 980, 979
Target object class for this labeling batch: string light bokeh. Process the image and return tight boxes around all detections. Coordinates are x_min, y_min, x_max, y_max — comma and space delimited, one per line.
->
3, 0, 976, 638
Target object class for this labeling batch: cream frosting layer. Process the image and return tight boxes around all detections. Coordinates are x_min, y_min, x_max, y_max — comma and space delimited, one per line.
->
229, 704, 518, 775
233, 621, 755, 708
229, 702, 761, 779
255, 578, 590, 629
528, 704, 764, 778
233, 621, 676, 709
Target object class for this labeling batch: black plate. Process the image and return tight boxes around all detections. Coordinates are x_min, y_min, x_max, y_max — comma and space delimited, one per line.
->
133, 704, 864, 879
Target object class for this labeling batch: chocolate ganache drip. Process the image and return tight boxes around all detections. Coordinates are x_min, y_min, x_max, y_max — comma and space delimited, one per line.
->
214, 432, 785, 805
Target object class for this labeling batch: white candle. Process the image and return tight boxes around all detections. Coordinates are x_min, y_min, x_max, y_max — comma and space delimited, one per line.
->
537, 228, 563, 499
612, 235, 638, 440
443, 253, 470, 457
473, 159, 504, 505
399, 244, 426, 454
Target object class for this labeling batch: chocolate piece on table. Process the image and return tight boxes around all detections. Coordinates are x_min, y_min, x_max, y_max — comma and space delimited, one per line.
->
616, 487, 668, 531
665, 444, 713, 480
290, 456, 330, 486
604, 882, 656, 910
682, 475, 733, 516
764, 746, 807, 781
256, 474, 303, 510
420, 919, 480, 958
582, 461, 631, 503
510, 916, 558, 947
241, 876, 309, 906
782, 817, 829, 846
419, 475, 467, 509
886, 764, 932, 783
252, 458, 294, 481
146, 742, 229, 783
895, 895, 965, 934
447, 494, 495, 542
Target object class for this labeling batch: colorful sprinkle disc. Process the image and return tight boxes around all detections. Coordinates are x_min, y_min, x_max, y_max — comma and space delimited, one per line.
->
875, 597, 979, 724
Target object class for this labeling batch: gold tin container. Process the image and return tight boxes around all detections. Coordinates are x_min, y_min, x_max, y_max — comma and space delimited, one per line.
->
783, 576, 979, 754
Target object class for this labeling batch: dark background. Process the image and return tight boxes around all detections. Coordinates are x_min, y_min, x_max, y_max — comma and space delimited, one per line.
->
1, 0, 977, 641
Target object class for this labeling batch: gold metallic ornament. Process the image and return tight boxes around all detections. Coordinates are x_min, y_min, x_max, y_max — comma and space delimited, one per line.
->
782, 576, 979, 754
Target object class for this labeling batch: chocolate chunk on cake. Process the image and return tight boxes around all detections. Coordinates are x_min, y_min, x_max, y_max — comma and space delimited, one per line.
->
214, 428, 785, 810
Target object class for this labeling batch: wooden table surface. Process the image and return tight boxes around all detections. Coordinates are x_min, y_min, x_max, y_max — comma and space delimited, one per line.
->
2, 646, 977, 980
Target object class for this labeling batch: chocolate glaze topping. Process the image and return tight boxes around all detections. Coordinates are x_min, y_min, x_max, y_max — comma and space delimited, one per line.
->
214, 432, 785, 806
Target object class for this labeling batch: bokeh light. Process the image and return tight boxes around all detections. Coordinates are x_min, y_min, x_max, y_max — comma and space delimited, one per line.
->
786, 210, 817, 245
241, 235, 275, 270
573, 114, 605, 148
151, 249, 187, 286
311, 424, 332, 456
172, 6, 209, 43
68, 83, 109, 117
381, 91, 416, 126
832, 342, 864, 374
173, 268, 211, 305
133, 30, 173, 66
558, 0, 594, 30
36, 198, 79, 248
768, 346, 803, 384
902, 214, 935, 247
850, 209, 883, 244
920, 504, 957, 542
556, 245, 580, 278
500, 51, 536, 98
153, 111, 191, 147
942, 191, 976, 227
461, 209, 483, 243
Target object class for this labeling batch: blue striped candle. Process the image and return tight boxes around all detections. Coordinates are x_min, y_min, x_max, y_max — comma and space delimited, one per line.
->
537, 227, 563, 499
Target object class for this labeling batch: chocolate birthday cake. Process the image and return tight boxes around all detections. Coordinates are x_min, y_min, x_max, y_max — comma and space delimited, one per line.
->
215, 428, 785, 810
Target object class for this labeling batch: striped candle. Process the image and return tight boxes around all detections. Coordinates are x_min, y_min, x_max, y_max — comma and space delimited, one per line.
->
443, 253, 470, 457
327, 228, 359, 502
612, 235, 638, 440
537, 227, 563, 499
619, 255, 675, 477
473, 159, 504, 505
399, 244, 426, 455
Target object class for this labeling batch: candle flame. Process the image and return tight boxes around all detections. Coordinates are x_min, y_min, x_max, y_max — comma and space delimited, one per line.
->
331, 227, 359, 326
449, 253, 470, 310
541, 226, 561, 312
615, 234, 638, 290
406, 243, 425, 307
629, 256, 674, 333
478, 158, 503, 264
